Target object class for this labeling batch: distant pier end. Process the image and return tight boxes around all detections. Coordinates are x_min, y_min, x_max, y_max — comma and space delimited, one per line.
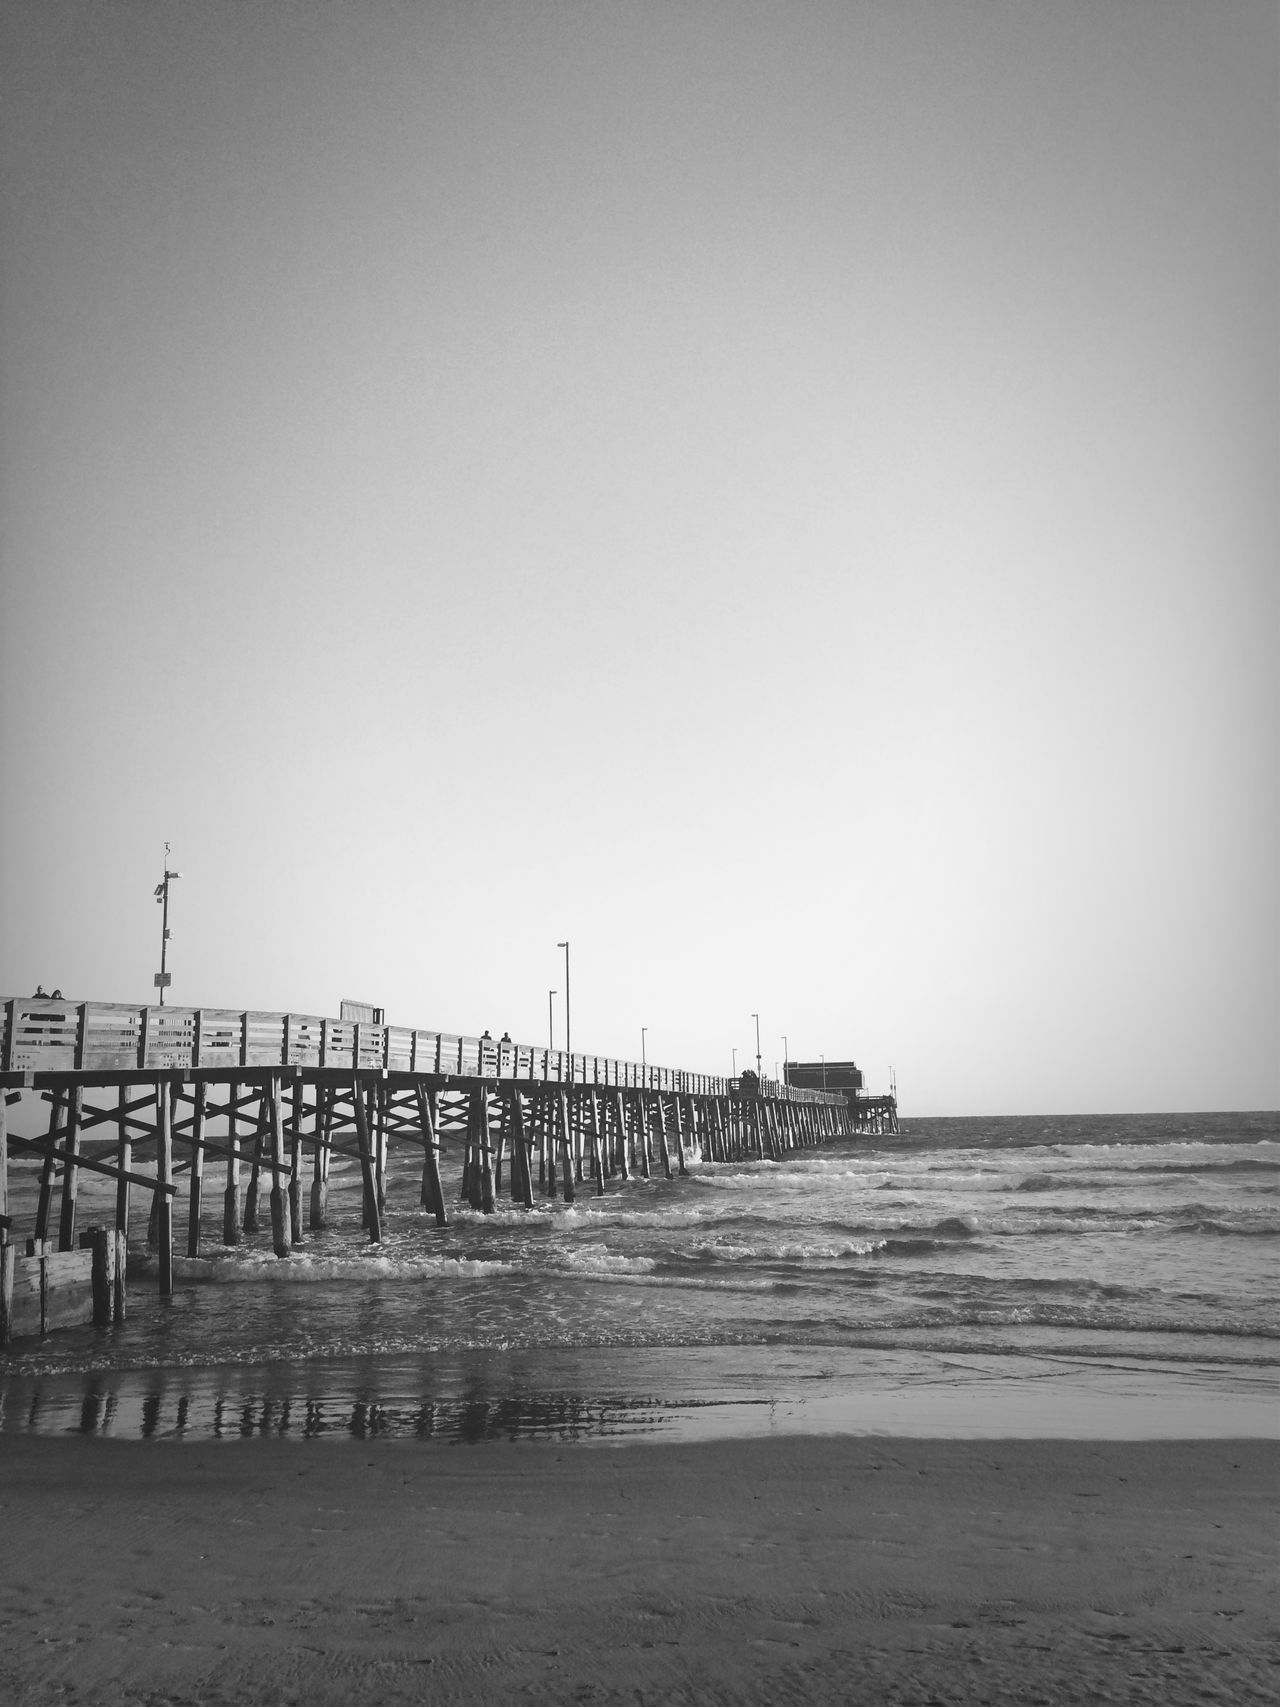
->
785, 1059, 899, 1135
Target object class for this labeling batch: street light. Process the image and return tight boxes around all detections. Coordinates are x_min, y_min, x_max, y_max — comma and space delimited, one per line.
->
782, 1034, 789, 1085
820, 1052, 827, 1092
752, 1012, 762, 1082
556, 941, 571, 1076
153, 842, 182, 1006
548, 989, 556, 1052
641, 1026, 647, 1068
731, 1047, 737, 1077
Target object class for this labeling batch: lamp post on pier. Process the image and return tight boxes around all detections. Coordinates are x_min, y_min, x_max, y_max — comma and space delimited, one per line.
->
548, 990, 556, 1052
556, 941, 571, 1078
752, 1012, 762, 1083
641, 1027, 647, 1069
782, 1034, 789, 1086
153, 843, 181, 1006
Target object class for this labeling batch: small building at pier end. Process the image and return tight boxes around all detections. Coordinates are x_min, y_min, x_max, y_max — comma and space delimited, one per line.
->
784, 1060, 898, 1135
785, 1059, 863, 1096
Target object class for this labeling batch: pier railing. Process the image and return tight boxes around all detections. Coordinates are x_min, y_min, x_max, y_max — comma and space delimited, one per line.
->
1, 998, 844, 1106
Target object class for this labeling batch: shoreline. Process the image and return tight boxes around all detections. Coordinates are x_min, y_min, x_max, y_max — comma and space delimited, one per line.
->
2, 1434, 1276, 1704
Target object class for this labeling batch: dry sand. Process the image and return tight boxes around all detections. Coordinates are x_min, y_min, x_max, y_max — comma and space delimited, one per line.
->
1, 1434, 1275, 1705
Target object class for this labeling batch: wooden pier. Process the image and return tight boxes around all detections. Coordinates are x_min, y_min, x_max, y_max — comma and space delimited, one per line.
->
1, 997, 854, 1344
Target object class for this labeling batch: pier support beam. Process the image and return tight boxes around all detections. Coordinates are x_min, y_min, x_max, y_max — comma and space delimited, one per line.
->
288, 1078, 305, 1248
223, 1091, 241, 1244
33, 1088, 63, 1245
0, 1092, 11, 1346
186, 1086, 206, 1258
155, 1079, 174, 1295
611, 1091, 630, 1182
557, 1092, 575, 1203
635, 1092, 651, 1179
477, 1088, 496, 1214
352, 1078, 382, 1243
509, 1090, 534, 1209
266, 1075, 290, 1260
310, 1086, 329, 1229
587, 1091, 606, 1196
671, 1096, 689, 1176
653, 1094, 673, 1180
57, 1085, 83, 1252
415, 1083, 448, 1225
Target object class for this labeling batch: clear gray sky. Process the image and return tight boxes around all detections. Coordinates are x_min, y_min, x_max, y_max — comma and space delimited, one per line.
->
2, 1, 1276, 1114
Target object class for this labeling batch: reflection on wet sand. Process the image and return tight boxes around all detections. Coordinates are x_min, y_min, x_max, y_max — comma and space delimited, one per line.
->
8, 1368, 711, 1443
9, 1344, 1273, 1445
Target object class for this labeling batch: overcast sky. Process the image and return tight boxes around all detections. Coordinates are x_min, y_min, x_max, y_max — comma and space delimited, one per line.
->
1, 1, 1275, 1115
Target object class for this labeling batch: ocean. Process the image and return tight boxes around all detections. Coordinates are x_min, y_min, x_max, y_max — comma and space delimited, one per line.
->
2, 1110, 1276, 1444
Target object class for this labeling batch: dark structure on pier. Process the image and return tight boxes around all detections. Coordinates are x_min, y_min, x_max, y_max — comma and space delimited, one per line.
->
1, 996, 854, 1345
786, 1059, 864, 1095
785, 1059, 898, 1137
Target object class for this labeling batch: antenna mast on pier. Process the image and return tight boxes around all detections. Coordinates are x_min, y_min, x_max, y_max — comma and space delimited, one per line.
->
153, 843, 181, 1005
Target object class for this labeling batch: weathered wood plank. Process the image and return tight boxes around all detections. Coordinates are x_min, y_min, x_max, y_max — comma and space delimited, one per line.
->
42, 1247, 95, 1333
7, 1249, 44, 1338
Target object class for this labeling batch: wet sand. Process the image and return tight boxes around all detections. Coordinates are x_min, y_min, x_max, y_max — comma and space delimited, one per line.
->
1, 1434, 1276, 1704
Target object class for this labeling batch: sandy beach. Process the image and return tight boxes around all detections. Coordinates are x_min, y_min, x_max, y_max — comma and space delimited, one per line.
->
1, 1434, 1275, 1705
